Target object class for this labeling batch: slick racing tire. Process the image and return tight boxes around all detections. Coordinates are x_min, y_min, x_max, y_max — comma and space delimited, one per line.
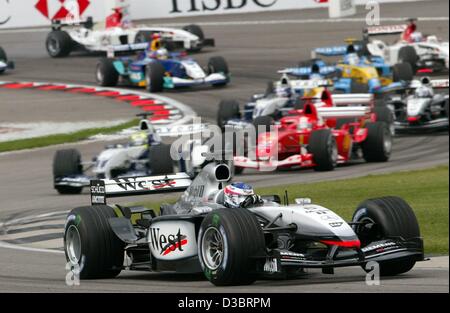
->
398, 46, 419, 72
0, 47, 6, 74
362, 122, 392, 162
53, 149, 83, 194
444, 100, 449, 120
46, 30, 73, 58
309, 129, 338, 171
217, 99, 241, 130
374, 106, 395, 136
198, 208, 265, 286
208, 56, 230, 87
183, 24, 205, 52
0, 46, 6, 62
352, 196, 421, 276
149, 144, 174, 175
64, 206, 125, 279
393, 62, 414, 82
96, 59, 119, 87
253, 115, 274, 137
145, 62, 165, 93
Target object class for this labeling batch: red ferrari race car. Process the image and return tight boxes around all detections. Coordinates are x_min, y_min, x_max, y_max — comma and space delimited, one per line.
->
233, 92, 392, 173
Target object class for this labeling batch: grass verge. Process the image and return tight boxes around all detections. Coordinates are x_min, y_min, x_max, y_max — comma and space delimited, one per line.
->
0, 119, 138, 153
135, 165, 449, 255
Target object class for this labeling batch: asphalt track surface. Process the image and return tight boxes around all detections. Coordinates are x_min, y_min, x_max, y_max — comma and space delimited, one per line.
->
0, 1, 448, 292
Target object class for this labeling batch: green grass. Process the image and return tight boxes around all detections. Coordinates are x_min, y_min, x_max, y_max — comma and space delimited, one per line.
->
0, 119, 138, 153
135, 166, 449, 255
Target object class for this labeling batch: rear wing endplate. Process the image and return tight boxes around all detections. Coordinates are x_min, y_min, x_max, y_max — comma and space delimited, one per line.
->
90, 173, 192, 205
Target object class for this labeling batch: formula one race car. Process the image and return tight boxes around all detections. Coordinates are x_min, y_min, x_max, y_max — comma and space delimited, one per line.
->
217, 75, 326, 131
0, 46, 15, 74
385, 77, 449, 131
45, 8, 215, 58
287, 41, 414, 94
233, 98, 392, 174
52, 115, 177, 194
364, 19, 449, 74
96, 39, 229, 92
218, 75, 394, 135
64, 162, 424, 285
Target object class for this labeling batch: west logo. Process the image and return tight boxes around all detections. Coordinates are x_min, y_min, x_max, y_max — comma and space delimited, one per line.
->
149, 228, 188, 255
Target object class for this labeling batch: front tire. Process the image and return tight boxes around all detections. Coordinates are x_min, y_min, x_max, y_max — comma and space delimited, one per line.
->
309, 129, 338, 171
362, 122, 392, 162
145, 62, 165, 92
352, 196, 421, 276
393, 62, 414, 82
46, 30, 73, 58
64, 206, 125, 279
198, 208, 265, 286
96, 59, 119, 87
217, 99, 240, 130
0, 47, 6, 74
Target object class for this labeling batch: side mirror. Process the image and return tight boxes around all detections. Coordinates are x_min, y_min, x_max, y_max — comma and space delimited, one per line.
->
7, 61, 15, 69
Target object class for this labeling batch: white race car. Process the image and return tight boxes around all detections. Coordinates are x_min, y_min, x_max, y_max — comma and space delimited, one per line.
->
0, 46, 14, 74
45, 12, 215, 58
364, 19, 449, 74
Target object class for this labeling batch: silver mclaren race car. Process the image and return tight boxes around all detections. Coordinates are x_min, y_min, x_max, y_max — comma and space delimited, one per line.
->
385, 77, 449, 131
64, 162, 424, 286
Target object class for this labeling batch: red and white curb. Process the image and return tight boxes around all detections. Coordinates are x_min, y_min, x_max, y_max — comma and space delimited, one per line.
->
0, 81, 197, 128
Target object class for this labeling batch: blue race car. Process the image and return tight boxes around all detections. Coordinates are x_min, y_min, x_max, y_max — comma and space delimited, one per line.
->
96, 39, 230, 92
282, 40, 413, 95
0, 46, 14, 74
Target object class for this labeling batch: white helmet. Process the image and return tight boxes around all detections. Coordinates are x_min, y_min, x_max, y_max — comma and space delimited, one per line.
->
415, 85, 433, 98
223, 182, 255, 209
156, 48, 168, 60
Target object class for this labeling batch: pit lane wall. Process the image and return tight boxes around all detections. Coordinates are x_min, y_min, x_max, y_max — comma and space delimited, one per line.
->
0, 0, 424, 30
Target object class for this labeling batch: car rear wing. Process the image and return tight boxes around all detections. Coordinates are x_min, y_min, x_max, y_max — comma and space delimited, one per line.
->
280, 66, 337, 78
106, 42, 149, 57
317, 106, 372, 119
331, 94, 374, 107
51, 17, 94, 30
281, 79, 333, 91
90, 173, 192, 205
363, 24, 407, 37
311, 45, 360, 58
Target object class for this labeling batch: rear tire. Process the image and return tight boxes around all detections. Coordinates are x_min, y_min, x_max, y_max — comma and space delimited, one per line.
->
393, 62, 414, 82
0, 47, 6, 74
96, 59, 119, 87
398, 46, 419, 72
183, 24, 205, 52
198, 208, 265, 286
217, 99, 240, 130
145, 62, 165, 92
308, 129, 337, 171
53, 149, 83, 194
149, 144, 174, 175
64, 206, 125, 279
362, 122, 392, 162
374, 106, 395, 136
352, 196, 421, 276
46, 30, 73, 58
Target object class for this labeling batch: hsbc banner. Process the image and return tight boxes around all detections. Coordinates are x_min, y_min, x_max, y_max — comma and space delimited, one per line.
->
0, 0, 419, 30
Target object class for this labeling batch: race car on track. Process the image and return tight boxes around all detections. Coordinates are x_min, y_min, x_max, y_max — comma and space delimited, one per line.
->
218, 74, 394, 135
95, 37, 229, 92
217, 75, 327, 131
364, 19, 449, 74
288, 41, 414, 94
0, 46, 15, 74
233, 98, 392, 174
52, 114, 177, 194
45, 8, 215, 58
384, 77, 449, 131
64, 162, 424, 285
